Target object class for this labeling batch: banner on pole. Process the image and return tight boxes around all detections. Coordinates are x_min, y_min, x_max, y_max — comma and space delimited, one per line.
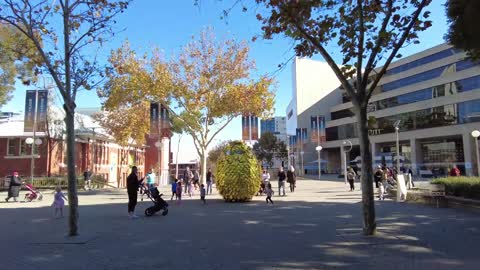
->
35, 90, 48, 132
301, 128, 308, 142
251, 116, 259, 140
289, 135, 297, 148
311, 116, 326, 143
150, 103, 159, 136
24, 90, 37, 132
241, 114, 250, 141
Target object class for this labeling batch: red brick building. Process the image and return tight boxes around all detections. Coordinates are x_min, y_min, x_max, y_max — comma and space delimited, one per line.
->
0, 112, 145, 187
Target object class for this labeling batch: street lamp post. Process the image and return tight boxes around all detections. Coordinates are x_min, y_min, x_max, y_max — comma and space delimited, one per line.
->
315, 145, 322, 180
342, 140, 352, 185
472, 130, 480, 176
394, 120, 402, 173
300, 150, 305, 176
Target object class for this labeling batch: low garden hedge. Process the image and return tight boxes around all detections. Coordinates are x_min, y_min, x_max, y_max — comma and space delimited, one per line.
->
432, 177, 480, 200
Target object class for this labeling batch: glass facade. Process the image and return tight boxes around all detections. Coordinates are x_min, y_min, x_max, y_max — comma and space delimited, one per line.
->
386, 48, 458, 75
326, 99, 480, 141
261, 119, 276, 134
419, 137, 465, 177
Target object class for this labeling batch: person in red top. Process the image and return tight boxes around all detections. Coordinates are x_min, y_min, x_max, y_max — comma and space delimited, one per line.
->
449, 165, 461, 177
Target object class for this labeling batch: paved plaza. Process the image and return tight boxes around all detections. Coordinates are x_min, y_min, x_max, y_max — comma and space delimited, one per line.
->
1, 178, 479, 270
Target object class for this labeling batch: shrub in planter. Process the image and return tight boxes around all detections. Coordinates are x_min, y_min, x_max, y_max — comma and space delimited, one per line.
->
215, 141, 261, 202
432, 177, 480, 200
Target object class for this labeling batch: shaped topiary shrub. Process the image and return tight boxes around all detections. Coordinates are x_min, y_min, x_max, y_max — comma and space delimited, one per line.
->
215, 141, 261, 202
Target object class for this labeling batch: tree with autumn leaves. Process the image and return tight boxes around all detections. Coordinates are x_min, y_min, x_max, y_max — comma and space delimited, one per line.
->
255, 0, 433, 235
99, 29, 275, 184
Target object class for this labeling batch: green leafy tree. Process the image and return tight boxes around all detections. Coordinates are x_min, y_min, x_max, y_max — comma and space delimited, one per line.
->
0, 0, 130, 236
0, 24, 39, 106
252, 132, 278, 167
253, 132, 288, 168
446, 0, 480, 60
255, 0, 432, 235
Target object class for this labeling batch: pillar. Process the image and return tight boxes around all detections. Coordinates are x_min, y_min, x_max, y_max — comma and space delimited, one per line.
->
160, 137, 170, 185
410, 139, 421, 176
463, 133, 475, 176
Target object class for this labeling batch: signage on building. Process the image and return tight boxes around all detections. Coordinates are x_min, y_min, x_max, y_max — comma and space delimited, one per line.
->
310, 116, 326, 143
24, 90, 48, 132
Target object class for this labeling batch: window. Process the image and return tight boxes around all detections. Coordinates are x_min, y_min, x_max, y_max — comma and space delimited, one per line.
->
7, 138, 16, 156
20, 139, 28, 156
331, 109, 355, 120
386, 48, 458, 75
383, 65, 450, 92
287, 110, 293, 120
455, 76, 480, 93
456, 59, 478, 72
458, 99, 480, 123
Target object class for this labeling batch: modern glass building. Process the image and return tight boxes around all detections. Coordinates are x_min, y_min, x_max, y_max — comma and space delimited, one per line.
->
316, 44, 480, 177
260, 117, 287, 142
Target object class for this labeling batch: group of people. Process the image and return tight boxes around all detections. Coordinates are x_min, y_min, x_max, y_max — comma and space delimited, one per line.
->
260, 166, 297, 204
126, 166, 214, 218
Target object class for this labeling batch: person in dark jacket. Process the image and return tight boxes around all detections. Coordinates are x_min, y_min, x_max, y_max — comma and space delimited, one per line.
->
277, 167, 286, 196
286, 166, 296, 192
127, 166, 142, 219
5, 171, 22, 202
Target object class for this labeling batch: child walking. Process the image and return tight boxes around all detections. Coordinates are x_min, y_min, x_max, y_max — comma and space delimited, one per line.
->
52, 186, 67, 218
176, 182, 183, 204
171, 179, 178, 201
200, 184, 206, 205
187, 179, 194, 197
265, 183, 274, 204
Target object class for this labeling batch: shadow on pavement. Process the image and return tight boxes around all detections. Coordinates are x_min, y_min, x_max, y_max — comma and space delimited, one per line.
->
0, 192, 479, 270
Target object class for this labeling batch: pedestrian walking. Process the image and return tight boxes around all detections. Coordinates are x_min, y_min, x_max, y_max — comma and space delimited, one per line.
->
171, 179, 178, 201
127, 166, 142, 219
265, 183, 274, 204
287, 166, 296, 192
449, 165, 461, 177
277, 167, 286, 196
183, 167, 193, 193
206, 168, 214, 195
52, 186, 68, 218
193, 170, 200, 190
83, 170, 92, 190
187, 178, 194, 197
379, 166, 388, 200
176, 182, 183, 205
262, 169, 270, 186
5, 171, 22, 202
200, 184, 206, 205
347, 167, 356, 191
374, 165, 383, 189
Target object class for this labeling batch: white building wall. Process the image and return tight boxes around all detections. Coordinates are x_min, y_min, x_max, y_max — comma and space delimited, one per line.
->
287, 57, 341, 135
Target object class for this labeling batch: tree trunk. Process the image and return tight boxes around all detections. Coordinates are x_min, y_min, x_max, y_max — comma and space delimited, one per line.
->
356, 105, 376, 236
200, 147, 207, 185
65, 106, 79, 236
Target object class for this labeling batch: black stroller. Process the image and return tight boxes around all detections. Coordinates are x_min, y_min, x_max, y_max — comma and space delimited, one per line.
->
140, 185, 169, 217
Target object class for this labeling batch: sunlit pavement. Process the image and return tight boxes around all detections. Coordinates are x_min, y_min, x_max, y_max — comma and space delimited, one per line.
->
1, 178, 479, 270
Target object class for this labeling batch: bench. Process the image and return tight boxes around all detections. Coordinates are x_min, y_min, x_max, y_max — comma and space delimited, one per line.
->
413, 183, 446, 208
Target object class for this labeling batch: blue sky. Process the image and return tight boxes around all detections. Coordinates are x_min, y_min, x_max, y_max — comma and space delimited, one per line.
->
2, 0, 450, 161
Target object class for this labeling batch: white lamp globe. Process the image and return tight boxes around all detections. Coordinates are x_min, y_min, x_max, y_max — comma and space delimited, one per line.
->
25, 137, 34, 144
472, 130, 480, 138
316, 146, 323, 151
